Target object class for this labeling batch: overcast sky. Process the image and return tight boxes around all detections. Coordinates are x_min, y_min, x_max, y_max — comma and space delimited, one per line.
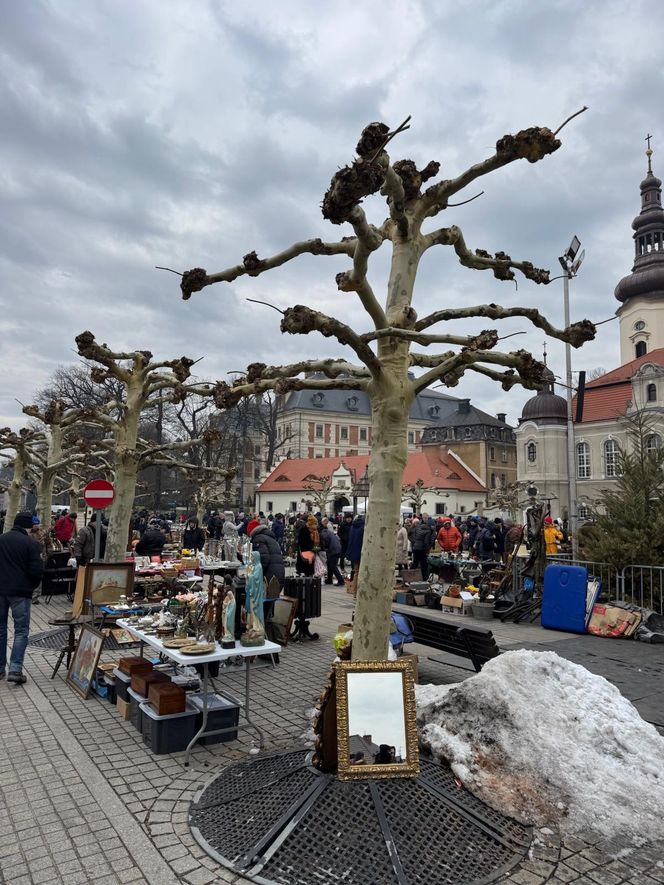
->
2, 0, 663, 429
347, 671, 407, 754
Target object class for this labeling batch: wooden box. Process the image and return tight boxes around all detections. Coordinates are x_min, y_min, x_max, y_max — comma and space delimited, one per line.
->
131, 670, 170, 697
117, 696, 131, 720
148, 682, 186, 716
118, 656, 153, 676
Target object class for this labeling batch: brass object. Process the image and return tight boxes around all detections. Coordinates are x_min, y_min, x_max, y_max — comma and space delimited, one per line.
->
180, 643, 216, 655
334, 658, 419, 781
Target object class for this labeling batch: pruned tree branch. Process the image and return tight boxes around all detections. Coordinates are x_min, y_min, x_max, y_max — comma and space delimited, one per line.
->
280, 305, 382, 375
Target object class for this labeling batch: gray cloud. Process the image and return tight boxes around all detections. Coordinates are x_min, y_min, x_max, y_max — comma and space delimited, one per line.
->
1, 0, 662, 429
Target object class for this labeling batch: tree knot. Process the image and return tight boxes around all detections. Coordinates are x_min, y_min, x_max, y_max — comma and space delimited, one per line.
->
322, 160, 385, 224
180, 267, 208, 300
496, 127, 561, 163
392, 159, 441, 200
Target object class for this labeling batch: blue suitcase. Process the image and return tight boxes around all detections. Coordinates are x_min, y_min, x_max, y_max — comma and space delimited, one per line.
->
541, 564, 589, 633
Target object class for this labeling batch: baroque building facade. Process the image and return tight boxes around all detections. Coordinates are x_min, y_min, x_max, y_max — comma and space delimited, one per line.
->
516, 146, 664, 519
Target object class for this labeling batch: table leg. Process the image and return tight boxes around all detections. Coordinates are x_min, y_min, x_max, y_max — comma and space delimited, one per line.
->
184, 663, 209, 767
242, 658, 265, 749
65, 624, 75, 670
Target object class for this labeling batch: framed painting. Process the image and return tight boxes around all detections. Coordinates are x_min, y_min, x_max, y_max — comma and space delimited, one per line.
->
66, 624, 106, 699
84, 562, 135, 606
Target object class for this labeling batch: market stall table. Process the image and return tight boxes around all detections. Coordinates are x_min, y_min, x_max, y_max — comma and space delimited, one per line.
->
116, 619, 280, 765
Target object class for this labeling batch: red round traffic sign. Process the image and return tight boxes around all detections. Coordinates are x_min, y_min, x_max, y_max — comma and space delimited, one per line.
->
83, 479, 115, 509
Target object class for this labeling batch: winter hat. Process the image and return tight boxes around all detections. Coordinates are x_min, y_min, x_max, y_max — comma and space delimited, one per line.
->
14, 512, 34, 529
32, 516, 41, 525
544, 516, 553, 525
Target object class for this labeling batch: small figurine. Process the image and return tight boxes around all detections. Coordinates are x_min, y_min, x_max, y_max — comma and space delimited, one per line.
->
221, 589, 236, 649
240, 550, 266, 647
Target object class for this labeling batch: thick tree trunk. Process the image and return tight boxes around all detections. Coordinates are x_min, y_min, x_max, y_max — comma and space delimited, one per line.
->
69, 475, 81, 514
352, 356, 412, 661
105, 383, 142, 561
3, 455, 27, 533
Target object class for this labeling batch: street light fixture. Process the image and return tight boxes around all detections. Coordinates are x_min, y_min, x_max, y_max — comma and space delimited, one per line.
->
558, 236, 585, 557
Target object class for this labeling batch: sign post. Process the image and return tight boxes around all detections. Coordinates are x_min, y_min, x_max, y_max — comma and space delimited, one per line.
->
83, 480, 115, 562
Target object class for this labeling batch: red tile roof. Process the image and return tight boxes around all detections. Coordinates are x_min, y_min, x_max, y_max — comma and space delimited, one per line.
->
572, 348, 664, 423
257, 449, 486, 493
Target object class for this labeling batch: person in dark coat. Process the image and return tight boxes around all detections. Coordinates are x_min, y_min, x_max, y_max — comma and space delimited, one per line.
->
320, 519, 344, 586
345, 515, 365, 579
183, 517, 206, 552
250, 524, 286, 588
338, 513, 353, 569
73, 513, 107, 565
0, 512, 44, 682
296, 517, 315, 577
135, 523, 166, 557
410, 517, 434, 580
271, 514, 285, 550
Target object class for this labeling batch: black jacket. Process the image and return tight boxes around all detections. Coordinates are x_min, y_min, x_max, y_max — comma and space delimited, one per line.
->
338, 519, 353, 552
135, 529, 166, 556
183, 523, 206, 551
0, 527, 44, 598
411, 522, 434, 552
250, 526, 285, 586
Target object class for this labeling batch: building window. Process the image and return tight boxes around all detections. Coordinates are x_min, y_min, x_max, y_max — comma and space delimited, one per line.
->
647, 383, 657, 402
634, 320, 646, 331
576, 442, 591, 479
604, 439, 620, 477
315, 424, 323, 439
490, 473, 496, 489
407, 431, 414, 445
635, 341, 647, 358
254, 467, 261, 480
489, 446, 495, 461
500, 474, 506, 487
527, 442, 537, 463
359, 427, 367, 442
266, 501, 273, 512
646, 433, 661, 454
290, 501, 297, 512
501, 449, 507, 462
459, 505, 466, 514
578, 504, 590, 520
340, 427, 348, 441
464, 427, 472, 439
435, 503, 446, 515
254, 444, 261, 456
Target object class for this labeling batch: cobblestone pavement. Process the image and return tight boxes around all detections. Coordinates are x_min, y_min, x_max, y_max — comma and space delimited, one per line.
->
0, 587, 662, 884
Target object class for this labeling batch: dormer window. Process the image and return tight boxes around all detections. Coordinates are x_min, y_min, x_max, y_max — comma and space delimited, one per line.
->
428, 404, 440, 419
311, 392, 325, 408
346, 396, 359, 411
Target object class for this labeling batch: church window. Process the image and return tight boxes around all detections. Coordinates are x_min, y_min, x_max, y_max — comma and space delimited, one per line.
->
490, 473, 496, 489
634, 320, 646, 331
527, 441, 537, 463
576, 442, 591, 478
635, 341, 647, 358
646, 433, 661, 454
604, 439, 620, 478
647, 383, 657, 402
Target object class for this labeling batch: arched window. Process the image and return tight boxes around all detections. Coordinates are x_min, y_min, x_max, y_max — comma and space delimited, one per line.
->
646, 433, 661, 454
464, 427, 472, 439
526, 441, 537, 463
635, 341, 647, 358
490, 473, 496, 489
604, 439, 620, 478
576, 442, 591, 478
647, 383, 657, 402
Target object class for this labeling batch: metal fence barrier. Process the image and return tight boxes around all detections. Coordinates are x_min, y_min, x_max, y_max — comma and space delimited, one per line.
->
544, 555, 620, 601
619, 565, 664, 615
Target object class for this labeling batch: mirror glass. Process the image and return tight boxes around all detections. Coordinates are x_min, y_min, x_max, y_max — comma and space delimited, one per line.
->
346, 672, 407, 766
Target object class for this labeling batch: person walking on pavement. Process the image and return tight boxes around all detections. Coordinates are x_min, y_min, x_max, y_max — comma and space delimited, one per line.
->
0, 512, 44, 683
338, 513, 353, 570
320, 519, 344, 586
410, 517, 434, 580
73, 513, 107, 565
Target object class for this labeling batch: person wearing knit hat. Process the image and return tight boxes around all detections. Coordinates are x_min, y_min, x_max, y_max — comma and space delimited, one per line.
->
543, 516, 563, 556
0, 512, 44, 682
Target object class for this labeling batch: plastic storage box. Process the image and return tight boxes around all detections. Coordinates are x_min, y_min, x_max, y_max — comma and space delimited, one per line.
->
113, 668, 131, 703
541, 564, 590, 633
188, 693, 240, 744
127, 687, 146, 732
140, 701, 198, 755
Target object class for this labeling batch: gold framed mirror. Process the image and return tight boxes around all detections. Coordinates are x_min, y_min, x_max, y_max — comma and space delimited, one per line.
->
334, 658, 419, 780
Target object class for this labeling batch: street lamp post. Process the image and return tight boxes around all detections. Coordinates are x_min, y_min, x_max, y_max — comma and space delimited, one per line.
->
558, 236, 585, 558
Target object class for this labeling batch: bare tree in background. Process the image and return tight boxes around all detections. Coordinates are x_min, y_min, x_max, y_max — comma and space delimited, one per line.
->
401, 478, 434, 513
0, 427, 43, 531
175, 113, 595, 660
302, 474, 334, 513
75, 332, 220, 560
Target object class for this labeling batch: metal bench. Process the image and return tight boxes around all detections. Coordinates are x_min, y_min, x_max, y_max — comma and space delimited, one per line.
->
392, 604, 501, 673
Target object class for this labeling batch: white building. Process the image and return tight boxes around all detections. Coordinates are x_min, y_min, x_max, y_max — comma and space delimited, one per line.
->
516, 146, 664, 518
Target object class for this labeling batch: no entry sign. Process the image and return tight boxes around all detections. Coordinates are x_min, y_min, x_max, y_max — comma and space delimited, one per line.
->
84, 479, 115, 509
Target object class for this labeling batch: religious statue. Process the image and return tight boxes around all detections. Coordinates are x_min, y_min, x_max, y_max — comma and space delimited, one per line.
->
221, 589, 236, 649
222, 511, 242, 563
240, 550, 266, 647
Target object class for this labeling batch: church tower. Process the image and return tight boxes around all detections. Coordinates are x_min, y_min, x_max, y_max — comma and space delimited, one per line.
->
615, 139, 664, 364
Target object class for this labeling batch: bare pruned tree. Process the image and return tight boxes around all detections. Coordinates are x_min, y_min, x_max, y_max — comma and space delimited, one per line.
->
302, 474, 334, 513
174, 113, 595, 660
401, 479, 434, 513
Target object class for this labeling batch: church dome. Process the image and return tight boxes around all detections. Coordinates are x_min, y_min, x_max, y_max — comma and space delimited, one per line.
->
615, 149, 664, 304
519, 368, 567, 424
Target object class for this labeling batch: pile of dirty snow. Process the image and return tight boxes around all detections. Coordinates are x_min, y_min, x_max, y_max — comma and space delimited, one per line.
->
416, 650, 664, 840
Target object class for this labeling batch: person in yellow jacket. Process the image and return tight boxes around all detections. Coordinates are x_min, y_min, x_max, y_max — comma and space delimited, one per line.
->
543, 515, 563, 555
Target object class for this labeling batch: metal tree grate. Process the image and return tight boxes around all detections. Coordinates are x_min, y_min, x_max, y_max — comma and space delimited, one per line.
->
189, 750, 531, 885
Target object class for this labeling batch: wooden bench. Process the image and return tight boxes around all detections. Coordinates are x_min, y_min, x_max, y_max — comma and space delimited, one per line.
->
392, 604, 501, 673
